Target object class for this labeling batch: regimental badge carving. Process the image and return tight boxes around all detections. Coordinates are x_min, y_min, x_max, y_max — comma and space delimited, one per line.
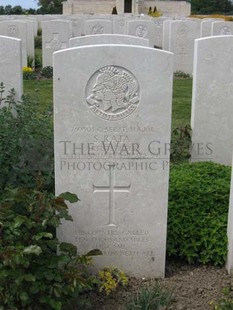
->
86, 66, 140, 121
135, 25, 148, 38
220, 26, 232, 35
92, 24, 104, 34
45, 33, 67, 51
7, 25, 19, 36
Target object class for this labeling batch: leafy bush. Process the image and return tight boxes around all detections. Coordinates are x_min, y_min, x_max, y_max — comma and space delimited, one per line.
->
126, 282, 173, 310
41, 66, 53, 79
37, 27, 42, 36
174, 70, 192, 79
167, 162, 231, 265
0, 84, 54, 193
35, 35, 42, 49
170, 124, 192, 163
0, 188, 101, 309
35, 53, 42, 69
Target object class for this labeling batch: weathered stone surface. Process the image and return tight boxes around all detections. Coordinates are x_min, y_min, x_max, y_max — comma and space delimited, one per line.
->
54, 44, 173, 278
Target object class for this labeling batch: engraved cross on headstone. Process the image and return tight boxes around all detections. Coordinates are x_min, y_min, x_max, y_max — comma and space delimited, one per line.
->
45, 33, 67, 51
93, 165, 131, 227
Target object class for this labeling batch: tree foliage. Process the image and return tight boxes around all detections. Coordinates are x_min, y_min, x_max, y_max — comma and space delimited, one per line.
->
190, 0, 233, 14
37, 0, 63, 14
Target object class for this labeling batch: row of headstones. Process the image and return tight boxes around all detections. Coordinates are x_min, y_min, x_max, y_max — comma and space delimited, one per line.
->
2, 13, 233, 72
2, 33, 233, 277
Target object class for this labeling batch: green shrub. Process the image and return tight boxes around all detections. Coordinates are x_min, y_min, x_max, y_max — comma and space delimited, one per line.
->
126, 282, 173, 310
37, 27, 42, 36
35, 53, 42, 69
41, 66, 53, 78
0, 188, 101, 309
174, 70, 192, 79
167, 162, 231, 265
170, 124, 192, 163
0, 84, 54, 194
35, 35, 42, 49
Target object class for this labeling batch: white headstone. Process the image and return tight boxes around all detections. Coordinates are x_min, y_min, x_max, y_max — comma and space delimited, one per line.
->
212, 21, 233, 36
126, 19, 156, 47
0, 20, 27, 67
169, 20, 201, 74
162, 19, 171, 51
201, 19, 225, 37
54, 44, 173, 278
113, 16, 127, 34
84, 19, 113, 35
71, 17, 85, 37
191, 36, 233, 165
0, 36, 23, 104
69, 34, 149, 47
42, 20, 72, 67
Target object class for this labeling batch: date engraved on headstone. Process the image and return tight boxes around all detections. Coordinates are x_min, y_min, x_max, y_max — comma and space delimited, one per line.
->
86, 66, 140, 121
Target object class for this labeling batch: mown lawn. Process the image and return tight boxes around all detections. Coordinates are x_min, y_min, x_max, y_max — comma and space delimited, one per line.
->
23, 77, 192, 129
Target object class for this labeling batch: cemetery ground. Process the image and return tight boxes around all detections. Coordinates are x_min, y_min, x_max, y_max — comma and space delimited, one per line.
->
1, 76, 232, 310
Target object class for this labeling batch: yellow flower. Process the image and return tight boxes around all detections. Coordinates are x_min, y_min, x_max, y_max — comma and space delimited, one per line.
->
23, 66, 33, 73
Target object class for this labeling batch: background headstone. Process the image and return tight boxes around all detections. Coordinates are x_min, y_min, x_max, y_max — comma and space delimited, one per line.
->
84, 19, 112, 35
0, 20, 27, 67
169, 20, 201, 74
69, 34, 149, 47
0, 36, 23, 104
191, 36, 233, 165
42, 19, 72, 67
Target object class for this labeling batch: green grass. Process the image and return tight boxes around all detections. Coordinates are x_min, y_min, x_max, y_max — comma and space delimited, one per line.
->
23, 77, 193, 127
23, 79, 53, 111
172, 78, 192, 129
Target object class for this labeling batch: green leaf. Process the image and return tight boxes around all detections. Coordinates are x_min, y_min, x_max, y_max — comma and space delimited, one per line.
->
20, 292, 29, 302
58, 192, 79, 203
24, 274, 36, 282
33, 232, 53, 241
86, 249, 102, 256
23, 245, 42, 255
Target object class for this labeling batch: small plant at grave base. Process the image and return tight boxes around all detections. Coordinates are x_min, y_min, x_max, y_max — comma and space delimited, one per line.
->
27, 55, 35, 69
0, 188, 102, 310
210, 288, 233, 309
97, 267, 128, 295
174, 70, 192, 79
170, 124, 192, 163
35, 35, 42, 49
41, 66, 53, 79
167, 162, 231, 266
23, 66, 36, 80
126, 282, 173, 310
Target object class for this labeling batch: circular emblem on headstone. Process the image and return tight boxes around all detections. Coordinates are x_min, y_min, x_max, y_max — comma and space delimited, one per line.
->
92, 24, 104, 34
7, 25, 19, 36
135, 25, 148, 38
50, 38, 62, 51
220, 26, 232, 35
86, 66, 140, 121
